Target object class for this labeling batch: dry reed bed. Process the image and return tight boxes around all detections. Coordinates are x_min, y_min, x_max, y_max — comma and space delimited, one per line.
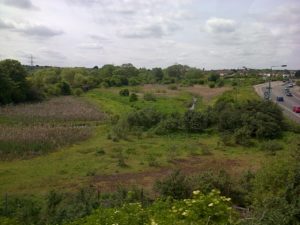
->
0, 125, 92, 159
0, 96, 104, 160
0, 96, 104, 121
0, 125, 92, 142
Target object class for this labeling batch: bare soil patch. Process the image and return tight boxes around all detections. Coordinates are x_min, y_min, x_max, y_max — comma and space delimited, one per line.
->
182, 85, 231, 102
139, 84, 231, 101
91, 155, 254, 193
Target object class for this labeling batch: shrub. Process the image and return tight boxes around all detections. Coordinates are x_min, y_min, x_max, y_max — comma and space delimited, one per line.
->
129, 93, 138, 102
209, 83, 215, 88
154, 113, 181, 135
110, 118, 130, 140
154, 170, 192, 199
168, 84, 178, 90
143, 92, 156, 101
217, 79, 224, 87
234, 126, 252, 146
60, 82, 71, 95
69, 189, 235, 225
127, 108, 162, 130
73, 88, 83, 96
183, 110, 210, 132
119, 89, 130, 96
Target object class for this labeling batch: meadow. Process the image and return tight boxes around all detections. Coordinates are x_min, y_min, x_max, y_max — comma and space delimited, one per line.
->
0, 84, 298, 197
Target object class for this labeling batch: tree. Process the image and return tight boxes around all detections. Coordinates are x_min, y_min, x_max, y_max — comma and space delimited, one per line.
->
60, 82, 71, 95
152, 68, 164, 81
208, 72, 220, 82
295, 70, 300, 79
0, 59, 29, 104
166, 64, 189, 79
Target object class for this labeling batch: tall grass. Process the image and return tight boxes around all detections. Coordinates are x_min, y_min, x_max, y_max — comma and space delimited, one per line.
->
0, 96, 104, 121
0, 96, 104, 160
0, 125, 92, 160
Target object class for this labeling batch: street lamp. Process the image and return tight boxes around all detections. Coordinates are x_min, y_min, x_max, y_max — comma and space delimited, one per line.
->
267, 65, 287, 100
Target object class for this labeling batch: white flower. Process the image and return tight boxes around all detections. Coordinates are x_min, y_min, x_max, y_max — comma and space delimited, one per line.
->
193, 190, 200, 195
182, 210, 189, 216
151, 219, 158, 225
208, 203, 214, 207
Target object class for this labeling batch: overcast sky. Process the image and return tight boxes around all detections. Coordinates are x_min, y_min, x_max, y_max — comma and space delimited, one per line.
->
0, 0, 299, 69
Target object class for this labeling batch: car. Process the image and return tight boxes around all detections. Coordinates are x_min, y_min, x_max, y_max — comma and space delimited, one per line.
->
276, 96, 284, 102
293, 106, 300, 113
286, 92, 293, 97
288, 83, 294, 87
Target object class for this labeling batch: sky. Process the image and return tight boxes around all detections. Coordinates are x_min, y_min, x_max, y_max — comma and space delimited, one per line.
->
0, 0, 299, 69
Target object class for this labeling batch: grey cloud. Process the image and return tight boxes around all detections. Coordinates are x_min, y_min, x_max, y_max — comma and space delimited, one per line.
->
17, 25, 63, 37
78, 42, 104, 50
0, 18, 14, 29
89, 34, 112, 42
40, 50, 66, 60
2, 0, 37, 9
205, 17, 236, 33
120, 22, 181, 39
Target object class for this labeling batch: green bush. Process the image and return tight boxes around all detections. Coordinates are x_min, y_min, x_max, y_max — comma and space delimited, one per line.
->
154, 113, 181, 135
119, 88, 130, 96
154, 170, 192, 199
129, 93, 138, 102
209, 83, 215, 88
73, 88, 83, 96
168, 84, 178, 90
60, 81, 71, 95
127, 108, 162, 130
69, 189, 235, 225
183, 110, 210, 132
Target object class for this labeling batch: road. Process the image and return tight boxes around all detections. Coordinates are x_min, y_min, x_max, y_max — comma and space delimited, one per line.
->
254, 81, 300, 123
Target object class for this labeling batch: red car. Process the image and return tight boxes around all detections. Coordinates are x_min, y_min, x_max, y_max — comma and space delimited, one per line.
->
293, 106, 300, 113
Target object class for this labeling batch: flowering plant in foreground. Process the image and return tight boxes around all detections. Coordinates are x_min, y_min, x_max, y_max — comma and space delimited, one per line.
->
68, 189, 236, 225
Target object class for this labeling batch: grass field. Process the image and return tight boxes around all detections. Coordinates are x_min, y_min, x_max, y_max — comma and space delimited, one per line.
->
0, 84, 298, 197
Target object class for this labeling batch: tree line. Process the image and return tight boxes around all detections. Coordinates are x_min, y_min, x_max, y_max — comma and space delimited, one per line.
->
1, 59, 269, 105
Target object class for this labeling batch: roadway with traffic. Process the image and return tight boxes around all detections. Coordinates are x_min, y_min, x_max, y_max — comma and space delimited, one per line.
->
254, 81, 300, 123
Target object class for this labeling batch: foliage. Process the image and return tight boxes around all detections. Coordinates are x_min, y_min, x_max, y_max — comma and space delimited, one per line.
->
208, 72, 220, 82
168, 84, 178, 90
154, 170, 192, 199
68, 189, 235, 225
127, 108, 162, 130
0, 59, 32, 104
119, 88, 130, 96
295, 70, 300, 78
209, 83, 216, 88
154, 112, 181, 135
260, 140, 284, 155
249, 152, 300, 225
129, 93, 138, 102
183, 110, 210, 132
